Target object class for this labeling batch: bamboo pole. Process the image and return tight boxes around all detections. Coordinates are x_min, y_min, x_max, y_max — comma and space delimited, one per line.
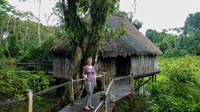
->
22, 89, 33, 112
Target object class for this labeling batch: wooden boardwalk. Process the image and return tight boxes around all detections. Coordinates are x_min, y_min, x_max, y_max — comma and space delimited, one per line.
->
59, 78, 131, 112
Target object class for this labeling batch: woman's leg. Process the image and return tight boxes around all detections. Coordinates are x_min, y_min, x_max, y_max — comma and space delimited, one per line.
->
85, 81, 94, 107
89, 81, 95, 106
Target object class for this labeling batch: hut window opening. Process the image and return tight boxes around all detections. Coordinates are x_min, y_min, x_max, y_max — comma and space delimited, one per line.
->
144, 55, 148, 65
140, 56, 145, 66
116, 56, 130, 76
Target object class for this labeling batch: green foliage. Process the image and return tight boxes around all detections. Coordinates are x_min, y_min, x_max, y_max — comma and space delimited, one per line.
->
0, 0, 59, 60
23, 72, 50, 92
33, 89, 60, 111
6, 33, 22, 57
0, 58, 51, 111
163, 48, 189, 58
20, 35, 56, 63
146, 12, 200, 57
106, 23, 128, 39
0, 58, 28, 100
115, 98, 130, 112
0, 44, 5, 58
184, 12, 200, 33
146, 56, 200, 112
118, 11, 143, 30
132, 19, 143, 30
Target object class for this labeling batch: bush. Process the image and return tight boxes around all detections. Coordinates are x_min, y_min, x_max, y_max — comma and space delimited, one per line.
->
21, 35, 55, 63
146, 56, 200, 112
0, 58, 51, 112
163, 48, 189, 58
0, 44, 5, 58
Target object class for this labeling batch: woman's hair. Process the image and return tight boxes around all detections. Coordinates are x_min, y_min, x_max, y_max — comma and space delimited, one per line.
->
87, 57, 92, 60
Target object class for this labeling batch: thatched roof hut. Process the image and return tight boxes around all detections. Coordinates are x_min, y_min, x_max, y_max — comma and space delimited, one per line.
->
196, 44, 200, 55
50, 14, 162, 57
50, 14, 162, 80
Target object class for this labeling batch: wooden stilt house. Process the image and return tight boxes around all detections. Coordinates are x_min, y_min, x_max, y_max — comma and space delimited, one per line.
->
196, 44, 200, 55
50, 14, 162, 83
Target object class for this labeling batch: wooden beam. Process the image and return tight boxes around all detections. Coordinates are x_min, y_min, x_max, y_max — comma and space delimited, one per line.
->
134, 70, 160, 79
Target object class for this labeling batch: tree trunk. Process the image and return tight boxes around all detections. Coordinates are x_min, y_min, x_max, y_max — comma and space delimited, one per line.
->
13, 16, 16, 33
6, 18, 11, 57
46, 0, 116, 111
0, 21, 3, 45
38, 0, 41, 46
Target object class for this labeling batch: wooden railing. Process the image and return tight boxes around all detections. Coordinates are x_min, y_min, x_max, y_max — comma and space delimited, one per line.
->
0, 62, 53, 74
0, 72, 107, 112
94, 75, 135, 112
0, 66, 158, 112
68, 73, 106, 106
0, 81, 70, 112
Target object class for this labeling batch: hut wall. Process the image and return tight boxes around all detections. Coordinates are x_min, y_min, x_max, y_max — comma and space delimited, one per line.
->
131, 55, 157, 75
97, 57, 117, 81
98, 58, 111, 81
53, 57, 74, 79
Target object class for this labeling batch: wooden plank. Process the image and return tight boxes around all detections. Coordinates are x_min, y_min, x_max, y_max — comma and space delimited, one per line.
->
60, 78, 132, 112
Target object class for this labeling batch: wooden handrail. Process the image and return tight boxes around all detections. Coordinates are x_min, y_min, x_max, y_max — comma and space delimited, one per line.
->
94, 101, 104, 112
0, 97, 27, 106
99, 74, 135, 112
114, 75, 132, 81
73, 75, 103, 82
1, 63, 109, 111
0, 81, 70, 110
16, 63, 52, 65
105, 80, 114, 95
33, 82, 70, 97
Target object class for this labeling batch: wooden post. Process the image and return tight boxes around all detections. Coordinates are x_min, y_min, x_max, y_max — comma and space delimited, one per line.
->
129, 67, 132, 83
101, 72, 106, 91
69, 77, 74, 106
110, 81, 115, 103
100, 92, 107, 112
130, 76, 135, 112
22, 89, 33, 112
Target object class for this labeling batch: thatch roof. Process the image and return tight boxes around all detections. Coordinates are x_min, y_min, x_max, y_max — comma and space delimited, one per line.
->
196, 44, 200, 55
100, 14, 162, 57
50, 14, 162, 57
50, 35, 75, 57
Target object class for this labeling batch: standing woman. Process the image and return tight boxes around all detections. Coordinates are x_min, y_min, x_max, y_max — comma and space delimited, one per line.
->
82, 57, 97, 110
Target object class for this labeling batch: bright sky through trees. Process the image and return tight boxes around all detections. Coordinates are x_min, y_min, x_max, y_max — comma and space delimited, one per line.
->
8, 0, 200, 33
